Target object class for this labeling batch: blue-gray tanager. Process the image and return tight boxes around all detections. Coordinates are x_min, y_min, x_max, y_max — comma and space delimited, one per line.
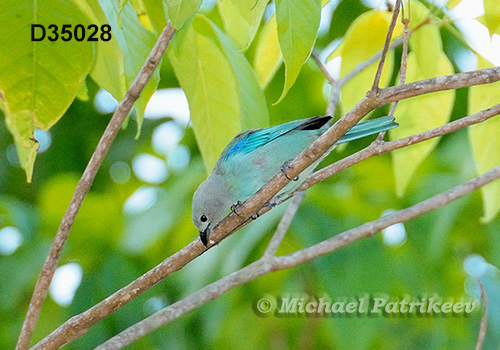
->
192, 115, 398, 245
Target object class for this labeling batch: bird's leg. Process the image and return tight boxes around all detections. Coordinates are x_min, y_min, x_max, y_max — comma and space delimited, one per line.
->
231, 201, 260, 220
231, 201, 259, 220
263, 201, 277, 209
231, 201, 243, 216
281, 160, 299, 181
251, 200, 280, 219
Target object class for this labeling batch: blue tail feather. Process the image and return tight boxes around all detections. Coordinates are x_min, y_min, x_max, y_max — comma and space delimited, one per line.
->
337, 116, 398, 144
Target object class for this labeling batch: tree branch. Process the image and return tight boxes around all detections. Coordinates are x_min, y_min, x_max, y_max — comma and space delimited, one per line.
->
277, 164, 500, 267
311, 50, 335, 85
301, 103, 500, 190
387, 14, 410, 117
207, 67, 500, 245
475, 279, 488, 350
94, 258, 273, 350
31, 67, 500, 350
264, 191, 305, 257
95, 162, 500, 349
371, 0, 401, 91
16, 22, 176, 350
379, 67, 500, 103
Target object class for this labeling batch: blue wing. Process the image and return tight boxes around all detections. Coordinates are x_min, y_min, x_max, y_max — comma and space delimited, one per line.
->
224, 116, 331, 159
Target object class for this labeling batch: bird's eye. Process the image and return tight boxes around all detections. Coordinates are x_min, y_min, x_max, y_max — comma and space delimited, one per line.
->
200, 214, 208, 223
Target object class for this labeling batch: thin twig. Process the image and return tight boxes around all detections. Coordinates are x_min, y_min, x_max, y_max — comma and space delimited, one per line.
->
378, 14, 409, 142
31, 67, 500, 350
16, 22, 176, 350
264, 191, 305, 257
379, 11, 408, 142
338, 16, 428, 90
475, 279, 488, 350
388, 17, 410, 117
94, 258, 273, 350
311, 50, 335, 84
326, 14, 428, 118
278, 166, 500, 267
371, 0, 401, 91
95, 163, 500, 349
301, 104, 500, 190
326, 84, 341, 117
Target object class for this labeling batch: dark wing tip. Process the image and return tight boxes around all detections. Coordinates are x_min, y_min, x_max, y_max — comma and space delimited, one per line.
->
297, 115, 332, 130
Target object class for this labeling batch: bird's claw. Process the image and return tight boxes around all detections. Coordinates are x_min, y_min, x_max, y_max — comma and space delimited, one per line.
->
232, 201, 260, 220
281, 160, 299, 181
231, 201, 243, 216
263, 201, 276, 209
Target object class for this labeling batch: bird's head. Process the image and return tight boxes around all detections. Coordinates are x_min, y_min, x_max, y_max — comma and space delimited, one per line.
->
192, 175, 233, 246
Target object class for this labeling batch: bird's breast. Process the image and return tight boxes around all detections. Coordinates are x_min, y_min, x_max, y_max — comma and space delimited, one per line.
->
252, 153, 268, 169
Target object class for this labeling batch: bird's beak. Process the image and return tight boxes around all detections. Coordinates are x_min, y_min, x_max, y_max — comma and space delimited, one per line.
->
200, 225, 210, 246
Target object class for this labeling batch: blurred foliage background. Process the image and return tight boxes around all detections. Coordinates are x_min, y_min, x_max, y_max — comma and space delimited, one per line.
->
1, 0, 500, 349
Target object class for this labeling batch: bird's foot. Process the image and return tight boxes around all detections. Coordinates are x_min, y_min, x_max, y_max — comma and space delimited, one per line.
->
263, 201, 277, 209
232, 201, 260, 220
231, 201, 243, 216
281, 160, 299, 181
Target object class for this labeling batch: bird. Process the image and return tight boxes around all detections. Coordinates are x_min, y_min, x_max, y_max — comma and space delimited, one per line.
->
192, 115, 398, 246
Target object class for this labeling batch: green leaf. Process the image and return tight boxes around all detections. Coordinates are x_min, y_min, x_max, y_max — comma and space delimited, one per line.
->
5, 114, 38, 181
332, 10, 396, 114
390, 22, 455, 196
98, 0, 160, 137
74, 0, 127, 102
168, 17, 242, 172
217, 0, 268, 51
142, 0, 169, 34
468, 57, 500, 222
210, 21, 269, 130
76, 79, 89, 101
253, 15, 283, 88
165, 0, 202, 30
327, 0, 368, 41
478, 0, 500, 35
118, 0, 128, 27
0, 0, 95, 181
446, 0, 461, 9
275, 0, 321, 103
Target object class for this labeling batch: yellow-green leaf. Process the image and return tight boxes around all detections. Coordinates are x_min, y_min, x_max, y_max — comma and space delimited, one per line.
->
4, 113, 38, 182
130, 0, 147, 15
210, 21, 269, 130
98, 0, 160, 137
76, 80, 89, 101
468, 56, 500, 222
142, 0, 169, 34
118, 0, 128, 27
0, 0, 95, 181
390, 21, 455, 196
332, 10, 396, 114
446, 0, 461, 9
275, 0, 322, 103
76, 0, 127, 102
168, 18, 242, 172
217, 0, 268, 51
166, 0, 202, 30
253, 15, 283, 88
478, 0, 500, 36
